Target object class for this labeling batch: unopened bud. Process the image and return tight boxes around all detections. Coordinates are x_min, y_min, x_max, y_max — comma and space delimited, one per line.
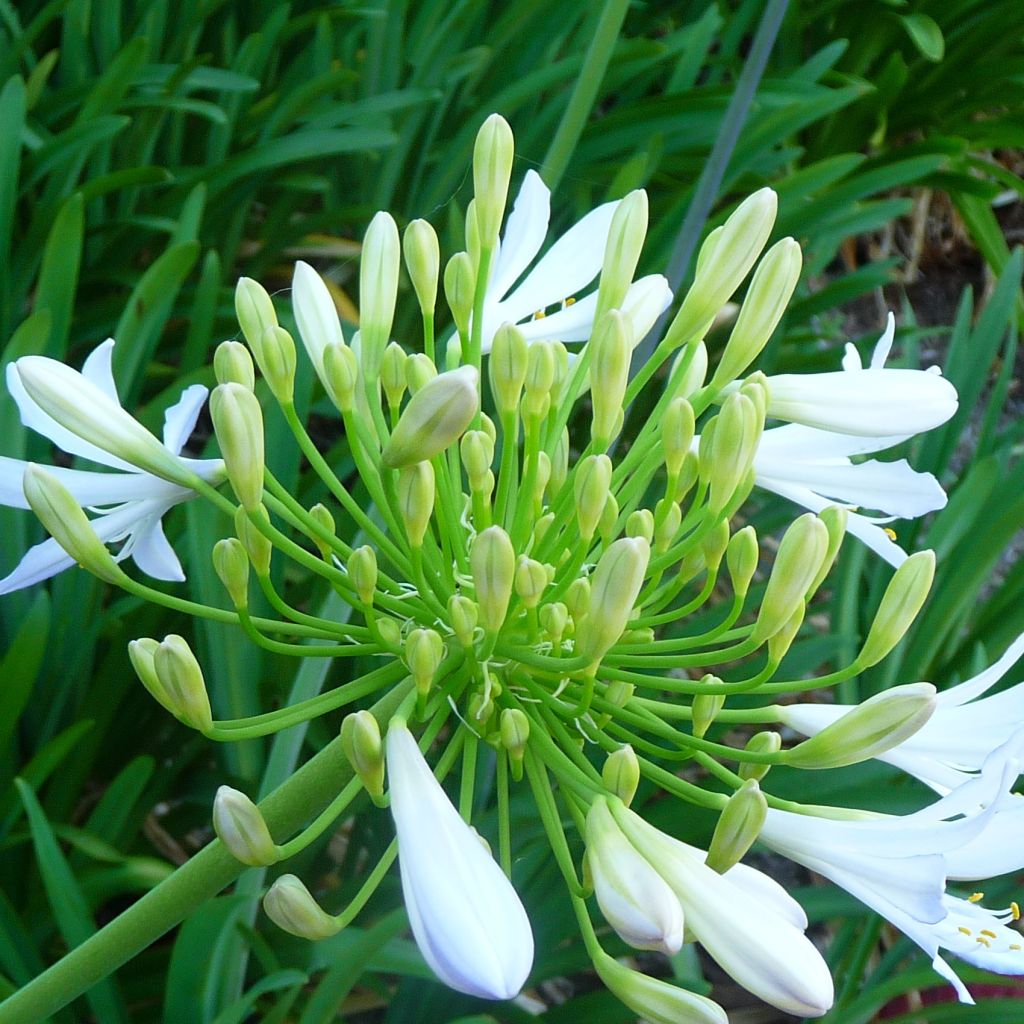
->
858, 550, 935, 668
213, 786, 277, 866
251, 325, 296, 403
523, 341, 555, 421
691, 687, 726, 738
128, 638, 174, 715
404, 219, 440, 317
577, 538, 650, 665
213, 537, 249, 608
702, 391, 760, 514
406, 628, 444, 696
461, 430, 494, 490
809, 506, 848, 595
705, 780, 767, 874
670, 341, 708, 401
234, 277, 278, 352
662, 399, 695, 478
448, 594, 479, 647
654, 500, 682, 553
405, 352, 437, 393
214, 340, 255, 390
308, 503, 336, 560
515, 556, 547, 608
322, 342, 360, 412
500, 708, 529, 780
376, 616, 402, 649
263, 874, 339, 940
540, 602, 568, 645
599, 493, 620, 546
726, 526, 758, 597
565, 577, 591, 621
473, 113, 514, 246
700, 519, 730, 573
595, 190, 649, 320
381, 342, 408, 414
359, 211, 400, 377
767, 603, 805, 665
674, 450, 700, 504
471, 526, 515, 633
737, 731, 781, 782
590, 311, 632, 447
468, 690, 495, 727
153, 634, 212, 733
397, 461, 435, 548
626, 509, 654, 544
382, 366, 479, 468
210, 383, 264, 510
548, 428, 569, 499
444, 252, 476, 338
489, 324, 528, 415
574, 455, 612, 541
236, 505, 271, 576
348, 545, 378, 605
602, 745, 641, 806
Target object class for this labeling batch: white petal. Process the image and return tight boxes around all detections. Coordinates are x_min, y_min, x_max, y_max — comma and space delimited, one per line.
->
870, 313, 896, 369
293, 261, 345, 377
511, 293, 599, 346
80, 339, 120, 401
0, 535, 78, 593
163, 385, 209, 455
756, 423, 914, 460
722, 861, 809, 930
935, 631, 1024, 707
621, 274, 674, 346
841, 342, 863, 372
488, 170, 551, 301
129, 517, 186, 581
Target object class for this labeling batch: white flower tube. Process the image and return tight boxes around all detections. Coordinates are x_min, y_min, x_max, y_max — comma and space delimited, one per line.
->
386, 720, 533, 1000
292, 261, 346, 385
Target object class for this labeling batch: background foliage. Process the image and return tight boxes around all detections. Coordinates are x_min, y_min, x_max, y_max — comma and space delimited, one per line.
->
1, 0, 1023, 1020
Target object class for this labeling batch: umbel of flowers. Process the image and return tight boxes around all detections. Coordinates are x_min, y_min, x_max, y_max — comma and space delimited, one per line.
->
3, 114, 1022, 1019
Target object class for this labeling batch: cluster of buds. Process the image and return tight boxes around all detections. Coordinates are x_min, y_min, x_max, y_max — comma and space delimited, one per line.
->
7, 113, 1023, 1020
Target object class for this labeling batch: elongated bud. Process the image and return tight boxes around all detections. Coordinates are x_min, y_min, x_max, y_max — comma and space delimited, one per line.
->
489, 324, 528, 415
540, 601, 568, 645
308, 503, 336, 560
153, 634, 212, 733
602, 745, 640, 806
767, 603, 805, 665
404, 219, 440, 316
471, 526, 515, 632
703, 392, 760, 514
359, 211, 400, 377
382, 366, 479, 468
128, 638, 175, 714
626, 509, 654, 544
340, 709, 385, 801
674, 450, 700, 504
662, 398, 695, 478
599, 493, 619, 546
809, 505, 848, 595
523, 341, 555, 421
448, 594, 479, 647
213, 537, 249, 608
235, 277, 278, 350
397, 461, 435, 548
406, 628, 444, 696
381, 342, 408, 414
406, 352, 437, 393
22, 466, 125, 584
250, 325, 296, 403
593, 950, 728, 1024
670, 341, 708, 402
565, 576, 591, 621
236, 505, 271, 576
500, 708, 529, 780
705, 780, 767, 874
461, 430, 494, 490
322, 342, 360, 412
210, 383, 264, 510
473, 113, 514, 247
595, 190, 649, 320
549, 428, 569, 499
377, 617, 402, 649
444, 252, 476, 338
590, 311, 632, 447
263, 875, 339, 940
752, 514, 829, 644
858, 550, 935, 667
574, 455, 612, 541
711, 238, 802, 388
784, 683, 937, 769
691, 687, 726, 739
348, 545, 378, 605
577, 538, 650, 665
701, 518, 730, 574
726, 526, 758, 597
213, 786, 277, 866
737, 731, 781, 782
214, 340, 255, 390
292, 261, 345, 382
654, 500, 682, 553
514, 556, 547, 608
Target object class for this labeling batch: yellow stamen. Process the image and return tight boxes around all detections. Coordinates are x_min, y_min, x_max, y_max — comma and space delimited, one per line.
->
976, 936, 991, 948
958, 926, 972, 935
981, 929, 998, 939
564, 297, 576, 307
969, 892, 985, 903
1012, 901, 1020, 921
883, 527, 897, 540
533, 310, 546, 320
1011, 944, 1022, 951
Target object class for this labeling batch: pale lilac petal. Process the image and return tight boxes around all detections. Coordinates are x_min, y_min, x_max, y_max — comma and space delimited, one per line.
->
163, 385, 209, 455
488, 170, 551, 301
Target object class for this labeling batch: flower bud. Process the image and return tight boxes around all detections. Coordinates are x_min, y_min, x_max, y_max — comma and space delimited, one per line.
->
382, 366, 479, 468
213, 786, 277, 866
514, 556, 547, 608
711, 237, 802, 388
500, 708, 529, 780
702, 391, 760, 514
598, 493, 620, 546
700, 518, 730, 574
340, 709, 386, 801
404, 219, 440, 317
234, 277, 278, 352
153, 634, 213, 732
590, 311, 632, 447
381, 342, 408, 414
448, 594, 479, 647
397, 461, 435, 548
858, 550, 935, 668
784, 682, 937, 769
539, 601, 568, 645
653, 500, 681, 553
236, 505, 272, 577
767, 603, 805, 665
308, 503, 336, 560
292, 262, 345, 384
738, 731, 781, 782
548, 428, 569, 499
376, 616, 402, 649
214, 340, 255, 390
359, 211, 400, 378
212, 537, 249, 608
263, 874, 339, 940
691, 687, 726, 738
473, 113, 514, 247
726, 526, 758, 597
595, 190, 648, 320
705, 780, 768, 874
577, 538, 650, 666
322, 342, 360, 412
626, 509, 654, 544
489, 323, 528, 415
674, 450, 700, 503
523, 341, 555, 421
471, 526, 515, 633
660, 401, 695, 481
751, 514, 829, 645
809, 505, 848, 595
210, 383, 264, 510
406, 628, 444, 696
670, 341, 708, 401
460, 430, 494, 490
252, 325, 297, 404
444, 252, 476, 338
602, 745, 640, 806
573, 455, 612, 541
128, 638, 174, 714
22, 466, 125, 584
406, 352, 437, 393
565, 577, 591, 621
348, 545, 378, 606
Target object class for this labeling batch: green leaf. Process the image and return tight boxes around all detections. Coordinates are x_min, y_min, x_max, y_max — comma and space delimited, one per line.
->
31, 193, 84, 357
899, 13, 945, 62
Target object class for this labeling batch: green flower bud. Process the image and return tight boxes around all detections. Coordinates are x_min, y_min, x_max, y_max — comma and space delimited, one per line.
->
670, 341, 708, 401
397, 461, 435, 549
751, 514, 829, 645
322, 342, 360, 412
705, 780, 768, 874
468, 690, 495, 727
654, 500, 682, 554
381, 342, 408, 414
460, 430, 494, 490
376, 616, 402, 649
599, 493, 620, 546
382, 366, 479, 468
626, 509, 654, 544
539, 601, 568, 645
677, 547, 706, 586
405, 352, 437, 394
128, 638, 175, 715
767, 603, 805, 665
250, 325, 296, 404
691, 686, 726, 738
702, 391, 760, 514
726, 526, 758, 597
234, 277, 278, 352
263, 874, 339, 940
784, 683, 937, 769
523, 341, 555, 421
711, 237, 802, 388
661, 398, 695, 478
213, 786, 277, 866
737, 731, 781, 782
602, 744, 641, 806
548, 428, 569, 500
809, 505, 848, 595
595, 190, 649, 320
489, 323, 529, 415
577, 538, 650, 666
153, 634, 213, 733
444, 252, 476, 338
214, 340, 255, 390
574, 455, 613, 541
590, 310, 633, 447
359, 211, 400, 378
514, 556, 547, 608
500, 708, 529, 780
674, 450, 700, 504
235, 505, 272, 577
565, 577, 591, 622
348, 545, 378, 606
448, 594, 479, 647
471, 526, 515, 633
308, 503, 336, 560
700, 519, 731, 574
22, 466, 126, 585
473, 113, 514, 247
404, 218, 440, 317
212, 537, 249, 609
406, 628, 444, 696
210, 383, 264, 510
858, 550, 936, 668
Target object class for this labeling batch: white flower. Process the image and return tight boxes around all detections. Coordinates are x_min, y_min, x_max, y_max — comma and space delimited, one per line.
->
385, 720, 533, 999
0, 340, 223, 592
610, 800, 834, 1018
292, 260, 346, 385
780, 631, 1024, 792
475, 170, 671, 351
763, 314, 958, 437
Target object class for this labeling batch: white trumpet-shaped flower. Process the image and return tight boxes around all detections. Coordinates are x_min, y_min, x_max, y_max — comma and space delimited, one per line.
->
386, 720, 533, 1000
780, 631, 1024, 792
475, 170, 672, 351
610, 799, 834, 1018
0, 341, 223, 592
